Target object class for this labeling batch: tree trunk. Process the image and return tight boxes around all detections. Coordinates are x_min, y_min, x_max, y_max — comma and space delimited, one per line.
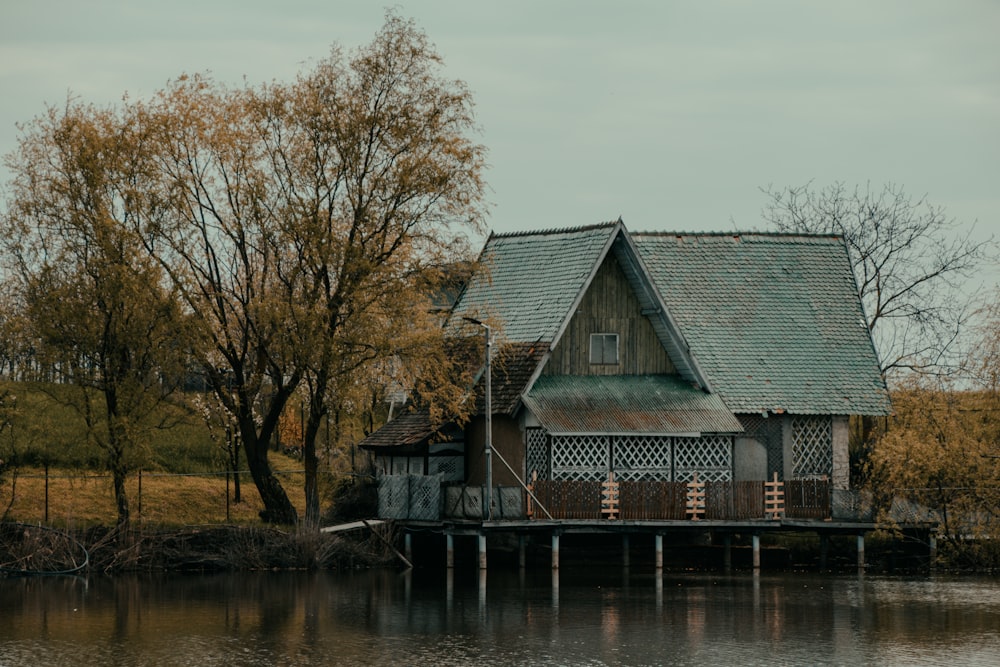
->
242, 429, 298, 525
227, 426, 242, 503
111, 461, 130, 530
302, 404, 324, 529
106, 392, 130, 530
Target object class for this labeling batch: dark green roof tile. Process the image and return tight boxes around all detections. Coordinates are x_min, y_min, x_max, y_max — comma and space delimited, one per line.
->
632, 232, 890, 415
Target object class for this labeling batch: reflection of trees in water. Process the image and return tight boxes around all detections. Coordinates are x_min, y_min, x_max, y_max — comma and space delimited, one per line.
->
2, 571, 1000, 664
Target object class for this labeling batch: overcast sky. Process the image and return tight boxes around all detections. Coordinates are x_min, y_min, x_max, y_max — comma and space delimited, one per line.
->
1, 1, 997, 280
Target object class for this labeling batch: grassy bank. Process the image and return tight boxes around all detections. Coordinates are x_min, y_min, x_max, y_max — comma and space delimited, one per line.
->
1, 460, 314, 528
0, 381, 370, 528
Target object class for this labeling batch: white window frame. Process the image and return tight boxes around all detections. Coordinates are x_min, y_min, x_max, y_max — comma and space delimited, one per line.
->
589, 332, 619, 365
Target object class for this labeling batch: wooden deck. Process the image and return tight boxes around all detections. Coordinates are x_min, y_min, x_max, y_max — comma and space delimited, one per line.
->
380, 476, 939, 572
527, 476, 832, 522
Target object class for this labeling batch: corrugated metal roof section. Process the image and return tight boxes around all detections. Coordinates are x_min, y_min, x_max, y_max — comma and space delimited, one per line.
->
450, 223, 617, 343
632, 232, 891, 416
523, 374, 744, 436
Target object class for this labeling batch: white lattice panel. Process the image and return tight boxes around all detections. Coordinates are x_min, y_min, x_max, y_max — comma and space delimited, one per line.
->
377, 475, 409, 519
551, 435, 609, 481
613, 435, 672, 481
674, 435, 732, 482
792, 415, 832, 478
408, 475, 442, 520
525, 428, 550, 481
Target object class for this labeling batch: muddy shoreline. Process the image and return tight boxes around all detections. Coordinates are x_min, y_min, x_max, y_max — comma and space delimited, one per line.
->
1, 522, 397, 575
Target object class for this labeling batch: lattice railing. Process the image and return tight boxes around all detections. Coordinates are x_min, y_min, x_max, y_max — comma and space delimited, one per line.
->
551, 435, 609, 481
792, 415, 832, 478
613, 435, 672, 481
528, 431, 733, 483
675, 435, 732, 482
525, 428, 549, 481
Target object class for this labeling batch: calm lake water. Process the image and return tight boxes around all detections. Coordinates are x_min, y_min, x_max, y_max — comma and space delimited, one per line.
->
1, 567, 999, 666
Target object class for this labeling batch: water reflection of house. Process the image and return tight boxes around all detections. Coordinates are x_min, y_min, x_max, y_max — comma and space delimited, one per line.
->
359, 221, 906, 568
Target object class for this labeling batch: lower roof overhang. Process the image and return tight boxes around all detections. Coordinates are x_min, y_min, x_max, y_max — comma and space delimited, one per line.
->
522, 374, 743, 437
357, 409, 462, 455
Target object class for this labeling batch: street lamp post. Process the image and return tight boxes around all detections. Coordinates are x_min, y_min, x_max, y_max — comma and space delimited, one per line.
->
464, 317, 493, 520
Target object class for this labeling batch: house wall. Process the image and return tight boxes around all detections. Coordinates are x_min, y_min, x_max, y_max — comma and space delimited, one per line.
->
832, 415, 849, 490
734, 435, 768, 481
779, 413, 849, 489
544, 253, 676, 376
465, 414, 525, 488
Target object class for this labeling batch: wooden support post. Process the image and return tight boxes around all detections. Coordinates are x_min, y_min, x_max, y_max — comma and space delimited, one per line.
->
404, 532, 413, 565
655, 533, 664, 570
478, 533, 488, 570
623, 534, 630, 569
752, 533, 761, 570
819, 534, 829, 570
552, 532, 560, 570
446, 533, 454, 569
362, 519, 412, 569
723, 533, 732, 573
857, 533, 866, 571
518, 534, 527, 570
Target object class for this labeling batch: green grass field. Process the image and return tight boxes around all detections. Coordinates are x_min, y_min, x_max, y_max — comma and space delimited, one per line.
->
0, 382, 361, 527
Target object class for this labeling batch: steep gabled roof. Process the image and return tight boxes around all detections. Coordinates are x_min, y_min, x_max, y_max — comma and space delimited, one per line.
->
452, 221, 711, 390
632, 232, 891, 416
451, 223, 616, 344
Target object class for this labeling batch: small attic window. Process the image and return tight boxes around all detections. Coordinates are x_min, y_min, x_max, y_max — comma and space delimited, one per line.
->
590, 333, 619, 365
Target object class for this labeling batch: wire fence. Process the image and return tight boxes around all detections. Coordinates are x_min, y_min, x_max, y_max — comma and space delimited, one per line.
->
2, 466, 362, 527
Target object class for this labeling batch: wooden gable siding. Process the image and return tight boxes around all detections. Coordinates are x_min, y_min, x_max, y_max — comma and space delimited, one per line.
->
544, 253, 676, 376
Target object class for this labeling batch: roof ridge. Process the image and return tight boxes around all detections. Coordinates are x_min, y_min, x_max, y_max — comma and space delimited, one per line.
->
631, 230, 844, 242
490, 220, 619, 239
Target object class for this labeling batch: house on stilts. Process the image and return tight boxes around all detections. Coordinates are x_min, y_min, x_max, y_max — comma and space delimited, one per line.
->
359, 220, 929, 570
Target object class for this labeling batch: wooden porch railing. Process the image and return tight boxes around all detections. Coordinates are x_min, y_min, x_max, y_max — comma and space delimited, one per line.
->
527, 474, 830, 521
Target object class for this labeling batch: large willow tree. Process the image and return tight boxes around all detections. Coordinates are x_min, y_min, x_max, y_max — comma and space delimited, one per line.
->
254, 14, 486, 525
138, 12, 485, 524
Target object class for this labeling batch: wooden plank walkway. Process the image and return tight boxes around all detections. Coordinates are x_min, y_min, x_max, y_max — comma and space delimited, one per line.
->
320, 519, 384, 534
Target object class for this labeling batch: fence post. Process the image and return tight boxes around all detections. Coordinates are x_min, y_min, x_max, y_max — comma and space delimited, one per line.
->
44, 463, 49, 524
138, 469, 143, 519
601, 471, 619, 520
764, 471, 784, 519
686, 473, 705, 520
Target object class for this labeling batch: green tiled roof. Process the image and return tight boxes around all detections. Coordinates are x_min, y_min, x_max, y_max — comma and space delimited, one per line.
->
524, 374, 744, 435
632, 232, 890, 416
452, 224, 615, 343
